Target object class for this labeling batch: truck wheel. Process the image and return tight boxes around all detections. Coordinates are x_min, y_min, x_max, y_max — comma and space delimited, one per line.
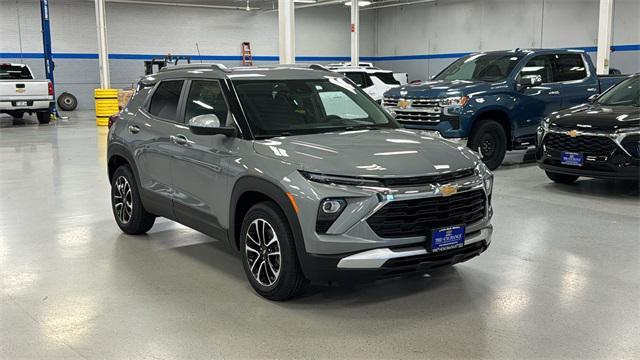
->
111, 165, 156, 234
545, 171, 578, 184
468, 120, 507, 170
36, 111, 50, 124
7, 111, 24, 119
240, 202, 308, 301
57, 92, 78, 111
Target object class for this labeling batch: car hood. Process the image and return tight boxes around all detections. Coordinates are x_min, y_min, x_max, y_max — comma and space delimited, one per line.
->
549, 103, 640, 131
253, 129, 479, 178
384, 79, 497, 99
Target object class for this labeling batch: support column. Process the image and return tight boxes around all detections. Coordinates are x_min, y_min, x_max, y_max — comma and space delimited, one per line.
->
350, 0, 359, 66
278, 0, 295, 64
94, 0, 110, 88
596, 0, 614, 75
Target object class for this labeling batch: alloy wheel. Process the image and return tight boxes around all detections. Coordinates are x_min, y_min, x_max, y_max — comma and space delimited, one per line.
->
113, 176, 133, 224
245, 218, 281, 287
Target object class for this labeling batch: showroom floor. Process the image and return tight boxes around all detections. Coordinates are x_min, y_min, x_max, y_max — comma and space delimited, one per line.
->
1, 112, 639, 359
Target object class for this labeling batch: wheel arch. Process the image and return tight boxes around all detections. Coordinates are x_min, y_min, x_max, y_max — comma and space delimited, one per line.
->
471, 108, 513, 150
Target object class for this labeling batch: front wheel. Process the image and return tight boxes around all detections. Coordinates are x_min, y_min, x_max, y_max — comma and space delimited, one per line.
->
468, 120, 507, 171
545, 171, 579, 184
36, 111, 50, 124
240, 202, 308, 301
111, 165, 156, 234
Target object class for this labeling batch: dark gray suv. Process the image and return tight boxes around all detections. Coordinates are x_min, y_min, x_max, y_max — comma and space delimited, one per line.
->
107, 64, 494, 300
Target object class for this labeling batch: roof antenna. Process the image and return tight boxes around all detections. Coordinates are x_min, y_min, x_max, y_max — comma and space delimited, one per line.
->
195, 42, 203, 63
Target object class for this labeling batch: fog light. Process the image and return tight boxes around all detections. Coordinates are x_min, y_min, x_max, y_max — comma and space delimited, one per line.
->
322, 199, 344, 214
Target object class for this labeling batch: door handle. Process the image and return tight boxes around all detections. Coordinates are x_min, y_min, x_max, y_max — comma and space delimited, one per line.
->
586, 87, 597, 92
128, 124, 140, 134
170, 134, 189, 145
548, 91, 560, 95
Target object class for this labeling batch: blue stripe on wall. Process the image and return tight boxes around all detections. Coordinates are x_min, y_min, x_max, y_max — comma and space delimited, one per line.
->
1, 44, 638, 62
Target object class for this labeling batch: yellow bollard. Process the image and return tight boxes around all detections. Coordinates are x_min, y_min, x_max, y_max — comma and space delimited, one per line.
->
94, 88, 119, 126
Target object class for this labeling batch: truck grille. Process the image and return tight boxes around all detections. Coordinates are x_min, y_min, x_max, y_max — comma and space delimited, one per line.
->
383, 97, 442, 124
543, 133, 617, 156
367, 190, 486, 239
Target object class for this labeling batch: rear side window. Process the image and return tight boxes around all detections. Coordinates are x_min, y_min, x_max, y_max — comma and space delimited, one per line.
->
371, 72, 400, 85
343, 72, 369, 87
148, 80, 184, 120
184, 80, 229, 124
553, 54, 587, 82
0, 64, 32, 79
521, 55, 555, 83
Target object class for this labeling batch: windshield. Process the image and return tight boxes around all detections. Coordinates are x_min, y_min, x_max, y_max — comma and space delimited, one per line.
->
0, 64, 32, 80
233, 77, 396, 138
596, 76, 640, 107
435, 53, 524, 82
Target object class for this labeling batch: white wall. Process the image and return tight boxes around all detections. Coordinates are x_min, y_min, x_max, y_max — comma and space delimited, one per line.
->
374, 0, 640, 80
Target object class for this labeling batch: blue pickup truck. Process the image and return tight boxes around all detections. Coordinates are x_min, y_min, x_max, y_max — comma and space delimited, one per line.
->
383, 49, 626, 169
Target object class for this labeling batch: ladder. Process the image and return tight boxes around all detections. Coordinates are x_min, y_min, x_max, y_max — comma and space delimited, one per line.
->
241, 42, 253, 66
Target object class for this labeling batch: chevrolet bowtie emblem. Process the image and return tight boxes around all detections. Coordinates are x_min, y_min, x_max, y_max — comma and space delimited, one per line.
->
15, 88, 26, 94
439, 184, 458, 197
567, 130, 578, 138
398, 99, 411, 109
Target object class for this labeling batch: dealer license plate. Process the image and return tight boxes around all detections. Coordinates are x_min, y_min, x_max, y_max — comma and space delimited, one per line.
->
561, 151, 583, 166
431, 225, 465, 252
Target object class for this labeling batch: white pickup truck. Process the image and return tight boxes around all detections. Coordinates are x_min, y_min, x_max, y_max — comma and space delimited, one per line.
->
1, 63, 53, 124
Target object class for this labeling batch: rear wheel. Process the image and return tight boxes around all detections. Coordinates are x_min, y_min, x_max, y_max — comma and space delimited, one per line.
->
240, 202, 308, 301
111, 165, 156, 234
468, 120, 507, 171
545, 171, 579, 184
36, 111, 50, 124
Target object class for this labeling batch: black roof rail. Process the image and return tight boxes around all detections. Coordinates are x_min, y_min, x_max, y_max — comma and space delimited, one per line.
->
158, 63, 228, 73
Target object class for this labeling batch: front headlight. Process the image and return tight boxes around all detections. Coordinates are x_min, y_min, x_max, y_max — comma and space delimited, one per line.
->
439, 96, 469, 107
475, 161, 493, 195
540, 117, 550, 131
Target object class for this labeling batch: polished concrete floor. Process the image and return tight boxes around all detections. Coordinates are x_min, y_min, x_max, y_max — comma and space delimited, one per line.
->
1, 111, 639, 359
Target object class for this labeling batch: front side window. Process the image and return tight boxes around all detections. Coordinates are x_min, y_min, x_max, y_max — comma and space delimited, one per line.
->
371, 72, 400, 85
553, 54, 587, 82
148, 80, 184, 120
343, 72, 368, 87
233, 77, 395, 138
597, 76, 640, 107
435, 53, 524, 82
184, 80, 229, 124
520, 55, 555, 83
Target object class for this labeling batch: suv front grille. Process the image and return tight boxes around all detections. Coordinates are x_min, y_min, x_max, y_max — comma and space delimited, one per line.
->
543, 132, 617, 156
367, 190, 486, 238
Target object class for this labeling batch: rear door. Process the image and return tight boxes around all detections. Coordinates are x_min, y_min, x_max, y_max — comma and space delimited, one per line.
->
130, 79, 185, 216
170, 79, 235, 239
515, 54, 566, 139
552, 53, 598, 107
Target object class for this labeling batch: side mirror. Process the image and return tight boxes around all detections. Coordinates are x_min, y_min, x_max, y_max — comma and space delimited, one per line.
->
188, 114, 236, 136
518, 74, 543, 89
587, 93, 599, 103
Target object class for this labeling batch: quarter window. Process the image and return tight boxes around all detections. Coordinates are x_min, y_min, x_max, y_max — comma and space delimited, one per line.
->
553, 54, 587, 82
184, 80, 229, 124
148, 80, 184, 120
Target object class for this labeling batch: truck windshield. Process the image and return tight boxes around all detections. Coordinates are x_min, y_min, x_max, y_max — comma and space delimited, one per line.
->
596, 76, 639, 107
0, 64, 32, 80
435, 53, 523, 82
233, 77, 396, 138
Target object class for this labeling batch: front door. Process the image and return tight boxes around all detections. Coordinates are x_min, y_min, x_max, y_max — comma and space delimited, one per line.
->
170, 79, 236, 240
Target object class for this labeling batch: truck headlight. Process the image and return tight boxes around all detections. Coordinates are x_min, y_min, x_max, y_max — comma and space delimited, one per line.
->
439, 96, 469, 107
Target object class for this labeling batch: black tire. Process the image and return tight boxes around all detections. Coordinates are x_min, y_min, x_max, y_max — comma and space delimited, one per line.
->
7, 111, 24, 119
57, 92, 78, 111
240, 202, 308, 301
36, 111, 50, 124
111, 165, 156, 234
468, 120, 507, 171
545, 171, 579, 184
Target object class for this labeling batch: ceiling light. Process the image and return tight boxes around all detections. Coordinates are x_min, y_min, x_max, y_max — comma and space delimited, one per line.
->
344, 1, 372, 6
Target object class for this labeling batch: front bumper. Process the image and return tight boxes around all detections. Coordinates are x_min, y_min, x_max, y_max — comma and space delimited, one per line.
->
537, 128, 640, 180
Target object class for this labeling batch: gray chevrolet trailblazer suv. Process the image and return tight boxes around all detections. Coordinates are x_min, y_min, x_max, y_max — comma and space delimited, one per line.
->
107, 64, 494, 300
